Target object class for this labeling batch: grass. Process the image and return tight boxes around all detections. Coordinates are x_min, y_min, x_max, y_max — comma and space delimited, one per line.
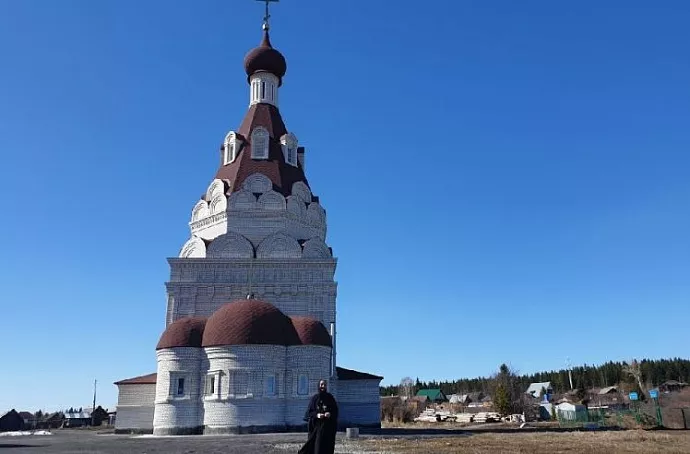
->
361, 430, 690, 453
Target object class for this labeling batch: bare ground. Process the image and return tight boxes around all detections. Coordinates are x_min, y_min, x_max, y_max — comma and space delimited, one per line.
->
362, 430, 690, 453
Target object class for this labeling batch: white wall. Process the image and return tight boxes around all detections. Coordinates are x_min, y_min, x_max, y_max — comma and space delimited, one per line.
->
115, 384, 156, 433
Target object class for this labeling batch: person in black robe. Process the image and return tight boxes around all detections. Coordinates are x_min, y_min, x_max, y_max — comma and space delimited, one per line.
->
298, 379, 339, 454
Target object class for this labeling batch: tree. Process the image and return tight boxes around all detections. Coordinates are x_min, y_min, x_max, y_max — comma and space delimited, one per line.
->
623, 359, 645, 392
399, 377, 415, 400
494, 383, 511, 416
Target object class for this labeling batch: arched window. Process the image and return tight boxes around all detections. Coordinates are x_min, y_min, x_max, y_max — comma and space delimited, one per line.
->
251, 127, 269, 159
223, 132, 241, 165
280, 133, 298, 166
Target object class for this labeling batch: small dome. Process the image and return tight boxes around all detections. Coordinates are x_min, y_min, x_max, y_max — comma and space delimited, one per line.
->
202, 299, 300, 347
243, 31, 287, 83
291, 316, 332, 347
156, 317, 207, 350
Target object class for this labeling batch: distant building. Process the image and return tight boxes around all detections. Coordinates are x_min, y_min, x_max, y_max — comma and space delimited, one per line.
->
659, 380, 687, 393
0, 410, 24, 432
416, 389, 448, 403
526, 382, 553, 400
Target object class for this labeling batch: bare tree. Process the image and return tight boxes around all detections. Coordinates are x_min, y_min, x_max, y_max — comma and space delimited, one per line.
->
399, 377, 415, 401
623, 359, 645, 391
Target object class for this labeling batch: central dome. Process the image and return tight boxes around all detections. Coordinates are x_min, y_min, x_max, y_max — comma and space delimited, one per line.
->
243, 30, 287, 83
202, 299, 300, 347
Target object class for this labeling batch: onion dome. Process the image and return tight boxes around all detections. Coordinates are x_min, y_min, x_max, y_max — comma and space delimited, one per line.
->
156, 317, 207, 350
290, 316, 332, 347
202, 299, 300, 347
243, 30, 287, 84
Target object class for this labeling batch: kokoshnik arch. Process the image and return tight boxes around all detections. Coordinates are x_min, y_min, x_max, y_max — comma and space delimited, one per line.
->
113, 3, 383, 435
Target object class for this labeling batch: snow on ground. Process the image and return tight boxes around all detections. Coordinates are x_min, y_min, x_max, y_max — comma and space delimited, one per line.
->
0, 430, 52, 437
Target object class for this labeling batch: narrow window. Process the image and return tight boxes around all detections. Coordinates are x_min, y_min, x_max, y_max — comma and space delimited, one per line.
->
298, 374, 309, 395
207, 376, 215, 395
265, 376, 276, 396
261, 82, 266, 99
177, 378, 185, 396
251, 127, 269, 159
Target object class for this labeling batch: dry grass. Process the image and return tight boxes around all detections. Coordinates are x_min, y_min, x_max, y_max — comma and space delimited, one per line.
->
362, 430, 690, 453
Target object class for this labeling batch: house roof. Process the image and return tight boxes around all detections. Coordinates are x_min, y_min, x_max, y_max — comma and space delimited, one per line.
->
416, 389, 447, 401
114, 373, 158, 386
336, 367, 383, 381
18, 412, 33, 419
599, 386, 618, 395
526, 382, 552, 396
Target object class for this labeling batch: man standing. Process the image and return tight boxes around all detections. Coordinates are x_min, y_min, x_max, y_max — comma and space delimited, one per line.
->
298, 379, 339, 454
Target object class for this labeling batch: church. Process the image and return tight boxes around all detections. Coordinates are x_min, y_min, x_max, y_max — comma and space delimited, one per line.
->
113, 6, 383, 435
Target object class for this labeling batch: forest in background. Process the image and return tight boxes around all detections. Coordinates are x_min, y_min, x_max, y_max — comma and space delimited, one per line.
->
380, 358, 690, 396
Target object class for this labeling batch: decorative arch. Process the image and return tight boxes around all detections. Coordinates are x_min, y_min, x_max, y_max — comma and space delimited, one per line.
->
251, 127, 269, 160
258, 190, 286, 211
256, 232, 302, 259
206, 179, 226, 201
286, 196, 307, 218
306, 202, 326, 227
302, 238, 332, 259
228, 190, 257, 211
291, 182, 312, 203
209, 194, 227, 215
191, 200, 210, 222
242, 173, 273, 194
207, 231, 254, 259
179, 237, 206, 258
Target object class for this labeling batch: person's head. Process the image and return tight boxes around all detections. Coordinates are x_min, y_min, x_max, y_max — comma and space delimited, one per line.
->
319, 379, 328, 393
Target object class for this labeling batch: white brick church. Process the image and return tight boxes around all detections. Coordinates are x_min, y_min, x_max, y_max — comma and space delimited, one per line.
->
113, 14, 383, 435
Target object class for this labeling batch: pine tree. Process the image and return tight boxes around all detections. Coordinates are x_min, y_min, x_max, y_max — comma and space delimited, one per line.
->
494, 383, 511, 416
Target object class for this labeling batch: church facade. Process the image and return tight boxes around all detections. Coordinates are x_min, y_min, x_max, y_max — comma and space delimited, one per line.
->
113, 15, 382, 435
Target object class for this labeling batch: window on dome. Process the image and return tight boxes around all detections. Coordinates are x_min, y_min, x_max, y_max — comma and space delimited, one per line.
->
223, 133, 240, 165
298, 374, 309, 396
251, 127, 269, 159
280, 133, 298, 167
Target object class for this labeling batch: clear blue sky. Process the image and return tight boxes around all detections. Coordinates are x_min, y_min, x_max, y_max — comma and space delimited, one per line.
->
1, 0, 689, 413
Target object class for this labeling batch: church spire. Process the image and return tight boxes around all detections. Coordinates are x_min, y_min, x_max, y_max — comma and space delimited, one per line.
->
244, 0, 286, 106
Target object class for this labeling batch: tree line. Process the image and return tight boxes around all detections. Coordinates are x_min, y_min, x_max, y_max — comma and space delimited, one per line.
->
380, 357, 690, 397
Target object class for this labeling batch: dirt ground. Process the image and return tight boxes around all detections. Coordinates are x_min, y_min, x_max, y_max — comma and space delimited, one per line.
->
363, 430, 690, 453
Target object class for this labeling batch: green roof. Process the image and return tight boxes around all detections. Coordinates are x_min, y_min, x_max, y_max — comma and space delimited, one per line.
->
416, 389, 447, 401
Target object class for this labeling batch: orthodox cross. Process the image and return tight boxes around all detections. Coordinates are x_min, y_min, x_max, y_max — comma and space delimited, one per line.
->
256, 0, 280, 30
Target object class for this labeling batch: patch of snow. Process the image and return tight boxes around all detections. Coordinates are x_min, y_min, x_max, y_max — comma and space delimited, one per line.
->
33, 430, 52, 436
0, 431, 32, 437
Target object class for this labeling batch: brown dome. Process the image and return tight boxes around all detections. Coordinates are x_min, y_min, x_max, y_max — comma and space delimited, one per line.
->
202, 299, 300, 347
291, 316, 332, 347
156, 317, 207, 350
243, 31, 287, 84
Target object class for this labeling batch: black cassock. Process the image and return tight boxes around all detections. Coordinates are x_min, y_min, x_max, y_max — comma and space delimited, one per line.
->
298, 391, 339, 454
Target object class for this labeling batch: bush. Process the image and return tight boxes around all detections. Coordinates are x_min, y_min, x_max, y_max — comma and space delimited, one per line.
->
381, 397, 417, 423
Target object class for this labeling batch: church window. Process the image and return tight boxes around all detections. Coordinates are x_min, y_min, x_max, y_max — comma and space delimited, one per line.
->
280, 133, 298, 167
261, 81, 266, 99
265, 375, 276, 396
251, 127, 269, 159
298, 374, 309, 395
176, 378, 185, 396
205, 375, 216, 395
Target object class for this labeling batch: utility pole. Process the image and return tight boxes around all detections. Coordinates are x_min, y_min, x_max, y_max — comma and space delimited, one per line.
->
91, 379, 97, 426
566, 358, 574, 390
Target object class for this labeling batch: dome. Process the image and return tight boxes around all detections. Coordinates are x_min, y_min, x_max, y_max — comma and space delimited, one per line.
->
243, 31, 287, 83
156, 317, 207, 350
290, 316, 332, 347
202, 299, 300, 347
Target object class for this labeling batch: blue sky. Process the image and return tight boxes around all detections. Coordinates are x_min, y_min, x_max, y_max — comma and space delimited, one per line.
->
1, 0, 689, 413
